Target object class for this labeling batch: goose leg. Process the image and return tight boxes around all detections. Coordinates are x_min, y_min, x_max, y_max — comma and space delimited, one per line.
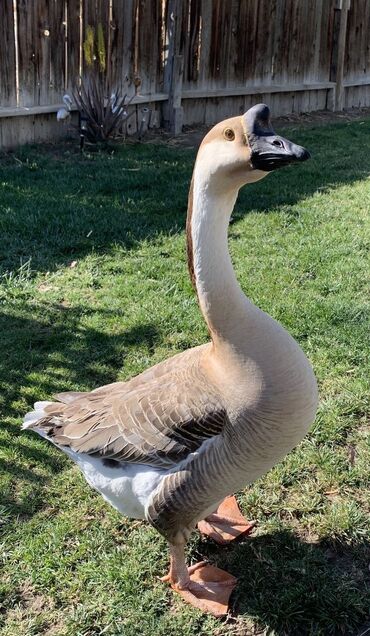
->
161, 543, 237, 617
197, 495, 256, 544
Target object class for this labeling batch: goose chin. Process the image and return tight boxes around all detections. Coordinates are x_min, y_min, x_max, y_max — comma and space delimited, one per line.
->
251, 149, 310, 172
251, 153, 299, 172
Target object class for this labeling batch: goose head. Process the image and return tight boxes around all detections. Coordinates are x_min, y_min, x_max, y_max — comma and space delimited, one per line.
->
197, 103, 310, 191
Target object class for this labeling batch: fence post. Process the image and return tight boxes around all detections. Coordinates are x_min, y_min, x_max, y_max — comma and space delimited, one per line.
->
163, 0, 184, 134
334, 0, 351, 111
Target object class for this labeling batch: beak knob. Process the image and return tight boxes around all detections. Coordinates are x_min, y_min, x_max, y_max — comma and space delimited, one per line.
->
244, 104, 275, 136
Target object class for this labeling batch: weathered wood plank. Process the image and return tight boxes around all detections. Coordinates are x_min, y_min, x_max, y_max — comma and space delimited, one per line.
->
0, 104, 77, 118
97, 0, 110, 79
345, 0, 370, 82
49, 0, 66, 102
111, 0, 135, 94
66, 0, 82, 92
0, 0, 17, 106
197, 0, 212, 90
343, 77, 370, 86
182, 88, 331, 125
187, 0, 201, 83
335, 0, 351, 109
18, 0, 59, 106
16, 0, 65, 106
17, 0, 37, 106
0, 111, 79, 149
82, 0, 110, 78
136, 0, 161, 95
254, 0, 276, 86
163, 0, 185, 131
181, 82, 336, 99
235, 0, 257, 83
0, 93, 168, 119
319, 0, 337, 83
36, 0, 51, 105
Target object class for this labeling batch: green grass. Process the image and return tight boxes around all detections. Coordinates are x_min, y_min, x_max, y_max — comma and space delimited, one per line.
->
0, 118, 369, 636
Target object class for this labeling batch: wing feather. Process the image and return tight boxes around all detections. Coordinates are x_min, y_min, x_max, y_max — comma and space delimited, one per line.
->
35, 348, 226, 468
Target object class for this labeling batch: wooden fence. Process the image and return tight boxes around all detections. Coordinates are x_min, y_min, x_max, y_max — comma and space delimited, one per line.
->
0, 0, 369, 147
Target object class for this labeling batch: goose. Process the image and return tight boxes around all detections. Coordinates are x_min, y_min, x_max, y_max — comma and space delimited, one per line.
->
23, 104, 318, 617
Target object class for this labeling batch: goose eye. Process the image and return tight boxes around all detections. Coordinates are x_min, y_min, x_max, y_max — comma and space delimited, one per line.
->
223, 128, 235, 141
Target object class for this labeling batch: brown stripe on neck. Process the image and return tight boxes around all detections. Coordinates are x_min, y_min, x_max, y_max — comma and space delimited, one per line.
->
186, 174, 197, 291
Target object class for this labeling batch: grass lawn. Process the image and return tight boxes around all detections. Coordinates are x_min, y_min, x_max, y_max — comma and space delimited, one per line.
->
0, 117, 369, 636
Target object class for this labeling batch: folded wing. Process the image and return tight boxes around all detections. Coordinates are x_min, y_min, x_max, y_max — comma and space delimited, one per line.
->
34, 354, 227, 469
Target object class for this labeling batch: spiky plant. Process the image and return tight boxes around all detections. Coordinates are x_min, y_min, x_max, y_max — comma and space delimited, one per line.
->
74, 24, 135, 143
73, 75, 134, 143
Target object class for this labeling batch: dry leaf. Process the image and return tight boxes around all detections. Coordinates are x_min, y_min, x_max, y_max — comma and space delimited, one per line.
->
38, 284, 53, 293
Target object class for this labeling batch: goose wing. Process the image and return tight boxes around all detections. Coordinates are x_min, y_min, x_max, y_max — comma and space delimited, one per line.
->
35, 354, 226, 469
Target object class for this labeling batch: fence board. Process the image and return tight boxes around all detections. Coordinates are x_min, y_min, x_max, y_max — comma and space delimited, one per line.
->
36, 0, 51, 105
254, 0, 275, 85
136, 0, 162, 95
82, 0, 110, 77
0, 0, 17, 106
187, 0, 201, 83
111, 0, 135, 94
49, 0, 66, 101
2, 0, 370, 147
17, 0, 64, 106
17, 0, 37, 106
66, 0, 82, 93
193, 0, 210, 90
345, 0, 370, 81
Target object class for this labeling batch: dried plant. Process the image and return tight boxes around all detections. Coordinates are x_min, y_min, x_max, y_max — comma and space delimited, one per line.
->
73, 75, 134, 143
74, 23, 135, 144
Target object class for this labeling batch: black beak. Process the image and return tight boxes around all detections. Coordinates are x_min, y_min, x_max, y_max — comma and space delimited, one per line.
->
250, 136, 310, 172
243, 104, 310, 172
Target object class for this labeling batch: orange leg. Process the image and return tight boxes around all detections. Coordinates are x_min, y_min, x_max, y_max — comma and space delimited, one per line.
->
197, 495, 256, 544
161, 543, 237, 617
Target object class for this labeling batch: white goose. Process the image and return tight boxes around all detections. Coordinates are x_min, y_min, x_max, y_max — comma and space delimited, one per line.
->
23, 104, 318, 617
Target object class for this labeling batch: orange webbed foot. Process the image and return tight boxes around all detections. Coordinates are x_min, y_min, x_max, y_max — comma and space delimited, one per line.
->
198, 495, 256, 544
162, 561, 237, 617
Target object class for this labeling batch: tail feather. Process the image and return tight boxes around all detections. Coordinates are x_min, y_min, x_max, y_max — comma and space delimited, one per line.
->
22, 400, 77, 459
22, 401, 56, 441
22, 392, 85, 432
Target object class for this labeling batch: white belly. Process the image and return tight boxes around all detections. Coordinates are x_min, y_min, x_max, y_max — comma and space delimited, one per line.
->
65, 451, 168, 519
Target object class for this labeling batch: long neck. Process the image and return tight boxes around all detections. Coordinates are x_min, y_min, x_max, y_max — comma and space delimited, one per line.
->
187, 168, 254, 346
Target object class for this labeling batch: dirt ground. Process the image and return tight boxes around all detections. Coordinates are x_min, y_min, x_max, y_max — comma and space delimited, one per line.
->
146, 106, 370, 150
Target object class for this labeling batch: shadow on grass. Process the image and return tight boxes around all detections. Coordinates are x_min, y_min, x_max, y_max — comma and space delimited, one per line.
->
0, 304, 160, 520
0, 119, 369, 276
197, 529, 370, 635
0, 305, 160, 415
